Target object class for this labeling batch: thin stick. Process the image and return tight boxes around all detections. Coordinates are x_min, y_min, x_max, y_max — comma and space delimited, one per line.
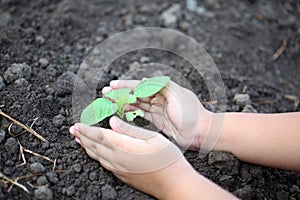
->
0, 172, 29, 193
30, 117, 39, 129
202, 100, 218, 106
7, 170, 65, 192
16, 139, 54, 165
26, 181, 47, 189
17, 140, 27, 167
272, 38, 287, 61
0, 109, 46, 142
23, 149, 54, 163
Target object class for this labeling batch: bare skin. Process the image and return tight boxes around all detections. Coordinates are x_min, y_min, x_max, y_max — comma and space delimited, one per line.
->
70, 79, 300, 199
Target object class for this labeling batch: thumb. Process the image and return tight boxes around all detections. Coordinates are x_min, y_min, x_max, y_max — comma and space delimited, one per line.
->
109, 116, 157, 139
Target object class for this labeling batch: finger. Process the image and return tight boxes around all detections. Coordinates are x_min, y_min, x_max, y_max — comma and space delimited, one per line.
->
72, 123, 114, 148
110, 80, 140, 90
134, 101, 151, 112
109, 116, 157, 139
79, 133, 114, 160
101, 86, 112, 94
84, 145, 100, 161
160, 81, 183, 100
73, 123, 144, 152
84, 147, 115, 172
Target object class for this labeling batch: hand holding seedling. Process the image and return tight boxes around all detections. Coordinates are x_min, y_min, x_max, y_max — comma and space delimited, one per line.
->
70, 76, 300, 199
73, 76, 234, 199
80, 76, 171, 125
102, 79, 212, 150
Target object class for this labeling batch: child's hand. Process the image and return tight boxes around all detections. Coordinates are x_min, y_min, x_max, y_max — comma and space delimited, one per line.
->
69, 117, 194, 199
103, 80, 212, 150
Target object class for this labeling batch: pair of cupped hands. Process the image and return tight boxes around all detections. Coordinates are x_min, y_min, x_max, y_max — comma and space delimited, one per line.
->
69, 80, 212, 199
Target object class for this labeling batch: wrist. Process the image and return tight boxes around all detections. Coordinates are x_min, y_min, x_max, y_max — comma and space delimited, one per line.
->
196, 107, 213, 150
160, 157, 198, 200
198, 111, 233, 153
210, 112, 233, 152
162, 156, 237, 200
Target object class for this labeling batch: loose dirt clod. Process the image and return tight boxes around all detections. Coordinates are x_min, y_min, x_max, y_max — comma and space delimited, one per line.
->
3, 63, 31, 84
34, 187, 53, 200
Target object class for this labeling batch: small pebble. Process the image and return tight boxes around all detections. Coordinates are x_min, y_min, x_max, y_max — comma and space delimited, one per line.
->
46, 172, 59, 184
35, 36, 45, 45
186, 0, 197, 11
37, 176, 49, 186
42, 142, 50, 150
160, 4, 181, 27
290, 185, 300, 193
14, 78, 29, 88
101, 184, 117, 200
234, 185, 254, 199
4, 63, 32, 83
233, 94, 251, 108
179, 21, 190, 31
30, 162, 46, 173
89, 171, 98, 181
4, 137, 18, 154
53, 114, 66, 128
63, 185, 75, 196
140, 56, 150, 63
73, 163, 82, 173
242, 104, 257, 113
34, 187, 53, 200
129, 61, 140, 71
39, 58, 49, 68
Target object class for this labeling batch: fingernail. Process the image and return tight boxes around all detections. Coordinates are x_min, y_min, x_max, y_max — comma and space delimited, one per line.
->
69, 126, 75, 135
75, 138, 81, 144
110, 80, 118, 86
102, 86, 110, 93
74, 124, 79, 132
111, 116, 122, 127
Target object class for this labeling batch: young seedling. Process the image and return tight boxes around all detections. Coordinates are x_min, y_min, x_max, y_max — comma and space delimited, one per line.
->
80, 76, 170, 125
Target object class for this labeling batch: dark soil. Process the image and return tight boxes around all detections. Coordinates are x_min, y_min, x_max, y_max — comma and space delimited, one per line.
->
1, 0, 300, 199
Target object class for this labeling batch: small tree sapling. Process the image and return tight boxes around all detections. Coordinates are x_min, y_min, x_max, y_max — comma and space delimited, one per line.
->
80, 76, 170, 125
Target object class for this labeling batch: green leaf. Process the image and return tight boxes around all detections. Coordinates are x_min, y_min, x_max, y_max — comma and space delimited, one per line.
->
128, 94, 137, 104
80, 98, 117, 125
133, 76, 170, 98
104, 88, 137, 117
125, 109, 144, 121
105, 88, 131, 101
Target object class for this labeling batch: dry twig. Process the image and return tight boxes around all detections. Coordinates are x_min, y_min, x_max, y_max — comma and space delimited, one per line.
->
272, 38, 287, 61
283, 94, 299, 110
0, 109, 46, 142
16, 139, 55, 168
202, 100, 218, 106
0, 172, 29, 193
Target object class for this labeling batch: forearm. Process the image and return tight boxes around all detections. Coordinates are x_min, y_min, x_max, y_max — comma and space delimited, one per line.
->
214, 112, 300, 171
162, 159, 236, 200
